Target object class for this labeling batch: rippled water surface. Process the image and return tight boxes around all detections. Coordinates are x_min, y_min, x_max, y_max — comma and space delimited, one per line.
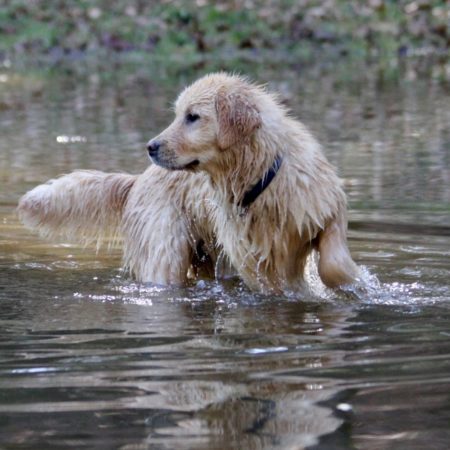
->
1, 63, 450, 449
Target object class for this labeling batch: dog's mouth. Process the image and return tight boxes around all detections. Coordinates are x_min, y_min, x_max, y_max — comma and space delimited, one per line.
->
150, 153, 200, 171
182, 159, 200, 170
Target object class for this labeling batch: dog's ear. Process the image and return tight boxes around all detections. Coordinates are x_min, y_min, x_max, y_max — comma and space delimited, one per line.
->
215, 88, 261, 150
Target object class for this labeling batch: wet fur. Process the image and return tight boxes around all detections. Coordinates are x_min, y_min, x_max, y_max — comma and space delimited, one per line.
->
18, 73, 359, 292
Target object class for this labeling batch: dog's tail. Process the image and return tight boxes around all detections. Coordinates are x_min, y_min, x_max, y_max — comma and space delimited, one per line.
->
17, 170, 137, 248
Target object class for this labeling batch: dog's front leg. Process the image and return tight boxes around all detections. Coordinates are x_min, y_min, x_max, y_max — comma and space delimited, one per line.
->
316, 211, 359, 288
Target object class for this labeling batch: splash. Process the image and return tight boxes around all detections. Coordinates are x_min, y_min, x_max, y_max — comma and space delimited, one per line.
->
101, 253, 438, 308
302, 254, 431, 306
334, 265, 432, 306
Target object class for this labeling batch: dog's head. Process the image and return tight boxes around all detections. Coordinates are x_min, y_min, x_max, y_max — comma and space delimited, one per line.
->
147, 73, 262, 172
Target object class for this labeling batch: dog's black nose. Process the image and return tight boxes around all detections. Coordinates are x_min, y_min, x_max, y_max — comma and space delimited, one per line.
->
147, 140, 160, 157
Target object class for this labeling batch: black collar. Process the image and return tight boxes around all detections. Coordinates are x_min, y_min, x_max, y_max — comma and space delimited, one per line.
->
238, 154, 283, 211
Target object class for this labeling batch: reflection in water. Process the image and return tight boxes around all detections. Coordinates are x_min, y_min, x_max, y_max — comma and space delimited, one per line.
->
1, 63, 450, 449
0, 268, 350, 449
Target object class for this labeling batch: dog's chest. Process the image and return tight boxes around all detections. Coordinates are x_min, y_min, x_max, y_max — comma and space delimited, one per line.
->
213, 205, 309, 287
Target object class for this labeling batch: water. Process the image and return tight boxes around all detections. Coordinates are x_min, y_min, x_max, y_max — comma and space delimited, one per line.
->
1, 62, 450, 449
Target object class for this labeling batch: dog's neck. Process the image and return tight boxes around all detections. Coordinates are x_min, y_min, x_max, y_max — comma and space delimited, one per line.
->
238, 153, 283, 210
208, 131, 283, 211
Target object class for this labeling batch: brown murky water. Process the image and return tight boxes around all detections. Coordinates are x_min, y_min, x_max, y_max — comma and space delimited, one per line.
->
1, 61, 450, 449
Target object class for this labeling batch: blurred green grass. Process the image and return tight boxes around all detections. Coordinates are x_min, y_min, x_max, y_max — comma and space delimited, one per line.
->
0, 0, 448, 68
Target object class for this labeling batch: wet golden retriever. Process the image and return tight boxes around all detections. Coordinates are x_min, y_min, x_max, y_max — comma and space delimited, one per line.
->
18, 73, 359, 292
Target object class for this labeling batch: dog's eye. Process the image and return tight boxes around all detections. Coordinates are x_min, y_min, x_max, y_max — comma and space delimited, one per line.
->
185, 113, 200, 124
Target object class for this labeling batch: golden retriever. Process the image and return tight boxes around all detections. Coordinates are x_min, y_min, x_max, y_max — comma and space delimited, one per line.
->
18, 73, 359, 292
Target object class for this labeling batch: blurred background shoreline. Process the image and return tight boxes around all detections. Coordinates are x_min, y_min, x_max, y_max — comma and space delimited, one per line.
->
0, 0, 448, 80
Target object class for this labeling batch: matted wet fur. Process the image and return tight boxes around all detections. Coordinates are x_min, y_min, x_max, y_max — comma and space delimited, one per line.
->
18, 73, 359, 292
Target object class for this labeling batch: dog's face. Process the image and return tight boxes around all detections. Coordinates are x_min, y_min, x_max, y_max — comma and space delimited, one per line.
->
147, 74, 261, 172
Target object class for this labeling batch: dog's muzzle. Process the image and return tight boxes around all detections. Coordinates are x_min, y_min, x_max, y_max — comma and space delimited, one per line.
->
146, 139, 200, 171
